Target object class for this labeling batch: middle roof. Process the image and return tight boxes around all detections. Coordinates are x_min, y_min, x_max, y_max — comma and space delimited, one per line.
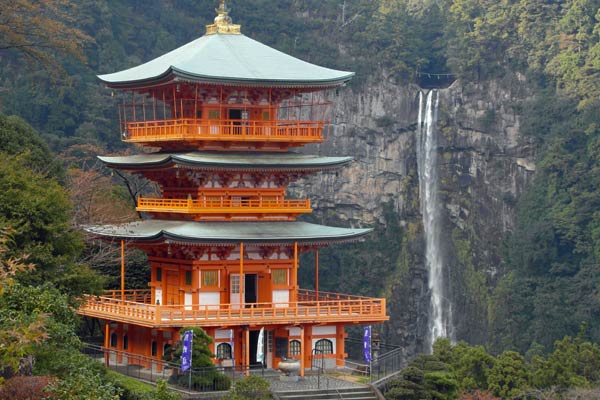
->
98, 151, 352, 172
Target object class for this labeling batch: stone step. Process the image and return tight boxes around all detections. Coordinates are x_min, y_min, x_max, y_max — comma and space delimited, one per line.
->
276, 387, 377, 400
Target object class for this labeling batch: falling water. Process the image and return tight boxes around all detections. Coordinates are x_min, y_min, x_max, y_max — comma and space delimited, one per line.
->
416, 90, 452, 351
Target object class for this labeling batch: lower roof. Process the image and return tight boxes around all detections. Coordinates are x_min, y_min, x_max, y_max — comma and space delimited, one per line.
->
98, 152, 352, 172
85, 220, 371, 246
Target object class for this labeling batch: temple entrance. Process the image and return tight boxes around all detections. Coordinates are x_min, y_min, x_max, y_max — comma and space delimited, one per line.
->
229, 109, 243, 135
165, 272, 179, 305
228, 109, 242, 120
230, 274, 258, 308
245, 274, 257, 305
250, 330, 267, 368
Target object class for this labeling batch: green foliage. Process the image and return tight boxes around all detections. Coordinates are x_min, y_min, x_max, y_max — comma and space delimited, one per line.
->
224, 375, 272, 400
164, 327, 231, 391
487, 351, 528, 398
445, 342, 495, 392
0, 114, 63, 179
0, 118, 104, 296
149, 380, 181, 400
44, 367, 122, 400
492, 93, 600, 353
105, 370, 155, 400
383, 354, 458, 400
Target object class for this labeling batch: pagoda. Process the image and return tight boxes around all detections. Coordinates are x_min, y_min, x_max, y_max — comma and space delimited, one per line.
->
78, 1, 388, 374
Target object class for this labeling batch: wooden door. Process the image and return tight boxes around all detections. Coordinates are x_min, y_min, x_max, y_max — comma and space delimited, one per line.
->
166, 271, 179, 305
230, 274, 244, 309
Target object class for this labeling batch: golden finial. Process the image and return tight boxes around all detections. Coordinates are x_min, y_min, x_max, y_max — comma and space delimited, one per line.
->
206, 0, 241, 35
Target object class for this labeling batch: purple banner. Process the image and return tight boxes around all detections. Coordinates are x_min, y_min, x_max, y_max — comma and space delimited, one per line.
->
181, 330, 193, 372
363, 326, 371, 364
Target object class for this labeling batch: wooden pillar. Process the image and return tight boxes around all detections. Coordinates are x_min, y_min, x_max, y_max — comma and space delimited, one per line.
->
300, 325, 305, 377
315, 247, 319, 299
292, 242, 298, 302
244, 327, 250, 376
240, 243, 244, 307
104, 322, 110, 367
336, 325, 346, 367
121, 240, 125, 301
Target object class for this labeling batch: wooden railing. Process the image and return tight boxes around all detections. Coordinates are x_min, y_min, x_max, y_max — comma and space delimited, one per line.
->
77, 289, 388, 328
123, 119, 324, 143
136, 197, 312, 215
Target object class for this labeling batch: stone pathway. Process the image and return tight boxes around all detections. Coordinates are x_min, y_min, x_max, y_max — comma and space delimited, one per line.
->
267, 374, 367, 392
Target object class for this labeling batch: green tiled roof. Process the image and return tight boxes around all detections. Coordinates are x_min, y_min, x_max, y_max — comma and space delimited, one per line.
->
98, 151, 352, 171
98, 33, 354, 88
85, 221, 371, 245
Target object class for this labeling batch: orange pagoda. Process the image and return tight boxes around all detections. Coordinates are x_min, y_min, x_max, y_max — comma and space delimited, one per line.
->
78, 1, 388, 374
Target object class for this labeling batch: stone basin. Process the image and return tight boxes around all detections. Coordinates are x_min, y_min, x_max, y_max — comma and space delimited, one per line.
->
277, 358, 301, 376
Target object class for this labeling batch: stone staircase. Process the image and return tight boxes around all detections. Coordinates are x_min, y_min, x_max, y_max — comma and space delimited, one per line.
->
275, 387, 379, 400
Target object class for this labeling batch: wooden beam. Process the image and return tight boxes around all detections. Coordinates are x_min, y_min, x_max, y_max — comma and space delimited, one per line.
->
244, 327, 250, 376
104, 322, 110, 367
315, 248, 319, 299
240, 243, 244, 308
293, 242, 298, 302
300, 325, 305, 377
121, 240, 125, 301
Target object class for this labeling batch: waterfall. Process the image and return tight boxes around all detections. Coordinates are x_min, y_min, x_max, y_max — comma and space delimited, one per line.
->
416, 90, 453, 351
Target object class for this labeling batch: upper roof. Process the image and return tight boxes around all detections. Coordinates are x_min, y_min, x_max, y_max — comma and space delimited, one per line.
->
84, 220, 371, 246
98, 151, 352, 172
97, 33, 354, 89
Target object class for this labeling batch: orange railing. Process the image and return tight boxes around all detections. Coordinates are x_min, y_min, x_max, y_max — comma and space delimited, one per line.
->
77, 289, 388, 328
136, 197, 312, 215
123, 119, 325, 143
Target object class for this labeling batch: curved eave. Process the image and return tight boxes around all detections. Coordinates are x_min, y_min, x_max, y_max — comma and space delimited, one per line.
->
99, 68, 354, 90
97, 152, 353, 172
84, 221, 372, 246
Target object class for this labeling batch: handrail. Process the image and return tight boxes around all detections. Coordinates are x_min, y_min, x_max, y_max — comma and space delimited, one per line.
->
77, 290, 388, 327
123, 118, 325, 143
137, 197, 311, 213
298, 289, 378, 302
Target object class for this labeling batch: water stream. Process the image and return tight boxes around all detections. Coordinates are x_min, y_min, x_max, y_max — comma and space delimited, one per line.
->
416, 90, 453, 351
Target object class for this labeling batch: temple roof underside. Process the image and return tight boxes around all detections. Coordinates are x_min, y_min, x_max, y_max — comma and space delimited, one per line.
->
98, 152, 352, 172
85, 221, 372, 246
98, 34, 354, 89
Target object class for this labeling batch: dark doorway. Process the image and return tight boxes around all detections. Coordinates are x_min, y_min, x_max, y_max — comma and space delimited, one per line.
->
229, 109, 242, 120
245, 274, 257, 304
249, 330, 263, 366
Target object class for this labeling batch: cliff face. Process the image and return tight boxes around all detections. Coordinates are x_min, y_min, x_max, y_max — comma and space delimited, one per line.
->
292, 72, 536, 356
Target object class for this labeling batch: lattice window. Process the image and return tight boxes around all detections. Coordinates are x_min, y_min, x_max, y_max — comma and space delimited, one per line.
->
289, 340, 301, 357
203, 270, 218, 287
314, 339, 333, 354
216, 343, 232, 359
272, 269, 287, 285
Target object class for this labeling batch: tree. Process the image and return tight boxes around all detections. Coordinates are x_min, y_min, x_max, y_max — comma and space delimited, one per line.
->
164, 327, 231, 391
0, 114, 63, 178
447, 342, 495, 392
487, 351, 528, 398
383, 354, 458, 400
0, 0, 92, 73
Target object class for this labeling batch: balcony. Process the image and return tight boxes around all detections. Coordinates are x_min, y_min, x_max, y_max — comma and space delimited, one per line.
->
77, 289, 388, 328
122, 119, 324, 145
136, 197, 312, 220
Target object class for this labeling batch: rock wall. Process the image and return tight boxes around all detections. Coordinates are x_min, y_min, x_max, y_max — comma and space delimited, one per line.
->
292, 72, 536, 356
